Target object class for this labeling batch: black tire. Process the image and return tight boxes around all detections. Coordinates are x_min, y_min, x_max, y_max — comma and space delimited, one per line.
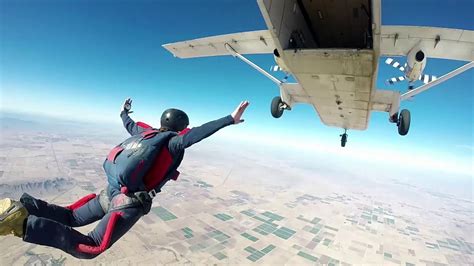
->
271, 96, 284, 118
398, 109, 411, 136
341, 134, 347, 147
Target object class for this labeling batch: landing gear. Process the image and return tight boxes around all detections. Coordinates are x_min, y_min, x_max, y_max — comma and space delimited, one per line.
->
389, 112, 398, 124
271, 96, 285, 118
340, 129, 348, 147
390, 109, 411, 136
397, 109, 411, 136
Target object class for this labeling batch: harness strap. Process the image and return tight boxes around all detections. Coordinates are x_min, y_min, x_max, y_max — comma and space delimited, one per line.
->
136, 121, 152, 129
106, 146, 124, 163
98, 190, 110, 213
108, 194, 143, 212
179, 128, 190, 135
141, 129, 160, 139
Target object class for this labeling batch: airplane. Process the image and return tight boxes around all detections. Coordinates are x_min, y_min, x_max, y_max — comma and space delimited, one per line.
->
163, 0, 474, 147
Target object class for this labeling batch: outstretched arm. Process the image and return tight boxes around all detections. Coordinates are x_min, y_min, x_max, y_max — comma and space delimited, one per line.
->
120, 98, 145, 136
169, 101, 250, 153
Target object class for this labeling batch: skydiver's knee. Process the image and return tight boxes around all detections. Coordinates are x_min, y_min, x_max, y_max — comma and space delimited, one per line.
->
19, 193, 35, 210
70, 211, 83, 227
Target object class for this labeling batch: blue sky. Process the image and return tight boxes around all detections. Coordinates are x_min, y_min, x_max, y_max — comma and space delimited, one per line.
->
1, 0, 472, 176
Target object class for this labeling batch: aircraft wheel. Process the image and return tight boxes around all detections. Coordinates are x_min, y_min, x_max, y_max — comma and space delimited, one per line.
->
397, 109, 411, 136
341, 133, 348, 147
271, 96, 284, 118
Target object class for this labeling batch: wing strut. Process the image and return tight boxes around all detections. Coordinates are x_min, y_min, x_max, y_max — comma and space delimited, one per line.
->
224, 43, 283, 86
400, 61, 474, 101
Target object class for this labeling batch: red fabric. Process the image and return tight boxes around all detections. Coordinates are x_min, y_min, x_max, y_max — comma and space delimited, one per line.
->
76, 212, 123, 255
66, 194, 96, 210
141, 129, 159, 139
179, 128, 190, 136
120, 186, 129, 194
130, 160, 145, 185
136, 122, 152, 129
142, 148, 173, 191
142, 128, 188, 190
107, 146, 124, 163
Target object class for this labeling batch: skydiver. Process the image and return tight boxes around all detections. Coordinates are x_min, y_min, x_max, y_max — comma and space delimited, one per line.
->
0, 98, 250, 259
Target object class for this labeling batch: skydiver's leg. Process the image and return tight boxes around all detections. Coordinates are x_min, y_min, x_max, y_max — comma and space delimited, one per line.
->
22, 206, 143, 259
20, 192, 105, 227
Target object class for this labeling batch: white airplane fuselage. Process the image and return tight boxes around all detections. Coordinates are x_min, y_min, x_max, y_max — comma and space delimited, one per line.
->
257, 0, 382, 130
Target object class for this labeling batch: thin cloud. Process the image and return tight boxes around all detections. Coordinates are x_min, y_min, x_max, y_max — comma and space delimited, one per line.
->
456, 145, 474, 151
218, 130, 473, 177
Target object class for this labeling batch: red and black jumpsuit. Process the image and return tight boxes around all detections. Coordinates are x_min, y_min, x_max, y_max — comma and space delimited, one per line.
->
19, 111, 235, 259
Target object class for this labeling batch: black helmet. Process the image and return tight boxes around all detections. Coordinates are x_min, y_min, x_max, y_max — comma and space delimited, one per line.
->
160, 108, 189, 132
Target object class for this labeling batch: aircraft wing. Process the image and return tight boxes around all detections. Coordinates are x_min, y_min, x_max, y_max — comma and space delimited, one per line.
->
162, 30, 277, 58
380, 26, 474, 61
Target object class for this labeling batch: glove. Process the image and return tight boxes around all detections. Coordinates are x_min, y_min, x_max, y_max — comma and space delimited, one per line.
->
122, 98, 133, 114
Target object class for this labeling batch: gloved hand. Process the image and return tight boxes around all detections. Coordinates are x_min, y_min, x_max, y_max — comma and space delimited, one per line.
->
122, 98, 133, 114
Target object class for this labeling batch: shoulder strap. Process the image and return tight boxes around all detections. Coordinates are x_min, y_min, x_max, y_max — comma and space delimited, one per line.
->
137, 121, 152, 129
179, 128, 190, 136
141, 129, 160, 139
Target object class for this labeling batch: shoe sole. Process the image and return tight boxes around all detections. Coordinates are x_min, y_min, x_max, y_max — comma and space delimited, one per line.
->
0, 201, 22, 222
0, 199, 27, 237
